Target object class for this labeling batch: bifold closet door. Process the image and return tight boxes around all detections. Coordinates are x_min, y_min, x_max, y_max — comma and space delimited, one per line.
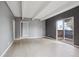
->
22, 22, 30, 37
22, 20, 45, 38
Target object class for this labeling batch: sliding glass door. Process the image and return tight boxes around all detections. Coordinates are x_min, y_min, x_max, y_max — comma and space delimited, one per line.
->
64, 17, 74, 42
56, 20, 64, 40
56, 17, 74, 45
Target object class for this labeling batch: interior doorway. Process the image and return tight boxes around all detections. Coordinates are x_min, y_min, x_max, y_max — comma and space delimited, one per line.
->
56, 17, 74, 45
12, 20, 15, 40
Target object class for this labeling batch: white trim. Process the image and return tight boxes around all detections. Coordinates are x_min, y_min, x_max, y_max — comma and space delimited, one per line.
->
56, 22, 58, 41
20, 36, 45, 39
1, 40, 14, 57
15, 36, 46, 40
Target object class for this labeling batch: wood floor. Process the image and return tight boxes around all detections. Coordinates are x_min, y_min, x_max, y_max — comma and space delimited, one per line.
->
4, 38, 79, 57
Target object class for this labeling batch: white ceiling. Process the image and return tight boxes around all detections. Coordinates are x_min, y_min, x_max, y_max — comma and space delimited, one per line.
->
41, 1, 79, 20
22, 1, 50, 18
6, 1, 79, 21
7, 1, 22, 17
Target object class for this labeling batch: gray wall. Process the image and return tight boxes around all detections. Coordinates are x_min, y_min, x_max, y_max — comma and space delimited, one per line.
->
46, 6, 79, 46
15, 18, 21, 38
22, 20, 45, 38
0, 2, 15, 55
46, 19, 56, 39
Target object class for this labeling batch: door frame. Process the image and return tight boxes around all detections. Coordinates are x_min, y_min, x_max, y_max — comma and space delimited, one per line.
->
56, 16, 74, 45
20, 21, 25, 38
63, 17, 74, 45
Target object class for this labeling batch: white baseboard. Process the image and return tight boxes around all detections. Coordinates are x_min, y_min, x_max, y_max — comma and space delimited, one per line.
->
21, 36, 45, 39
1, 40, 14, 57
15, 36, 45, 40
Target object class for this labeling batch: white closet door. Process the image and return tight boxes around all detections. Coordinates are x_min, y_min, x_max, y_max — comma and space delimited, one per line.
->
22, 22, 30, 37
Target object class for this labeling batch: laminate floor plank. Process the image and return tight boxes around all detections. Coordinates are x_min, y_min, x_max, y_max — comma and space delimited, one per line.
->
4, 38, 79, 57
